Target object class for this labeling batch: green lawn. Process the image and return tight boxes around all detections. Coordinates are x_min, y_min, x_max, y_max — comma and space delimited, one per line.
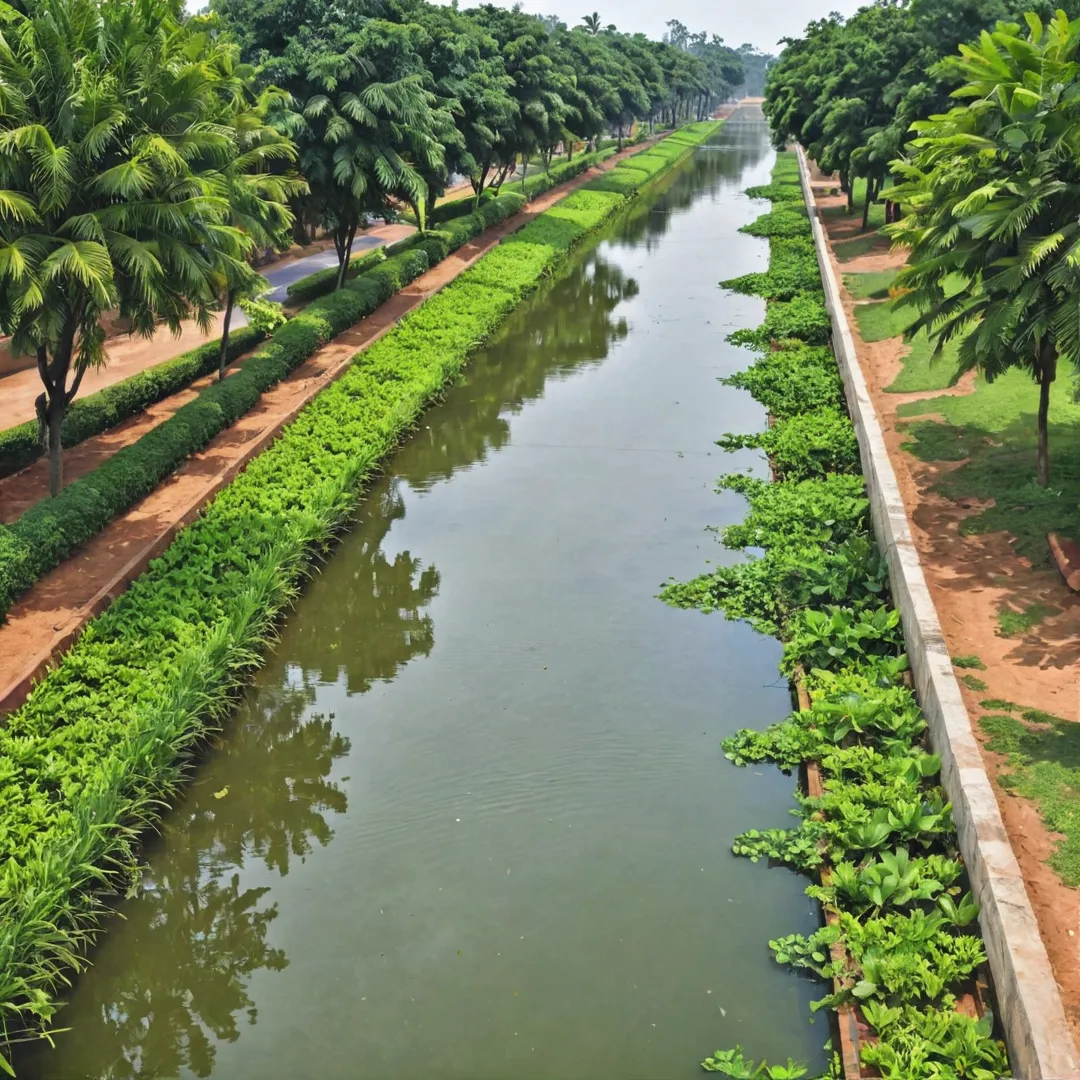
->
843, 270, 898, 300
898, 368, 1080, 563
832, 232, 889, 262
980, 704, 1080, 886
854, 297, 915, 341
851, 296, 962, 393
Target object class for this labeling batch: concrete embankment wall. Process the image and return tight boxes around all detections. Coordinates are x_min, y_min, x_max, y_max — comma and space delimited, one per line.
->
795, 146, 1080, 1080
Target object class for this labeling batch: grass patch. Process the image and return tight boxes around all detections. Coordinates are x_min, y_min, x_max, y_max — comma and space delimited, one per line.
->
952, 654, 986, 669
996, 601, 1060, 638
981, 698, 1020, 711
886, 335, 963, 394
854, 299, 916, 342
960, 674, 989, 692
898, 367, 1080, 564
979, 709, 1080, 886
851, 297, 964, 394
833, 232, 888, 262
844, 270, 898, 300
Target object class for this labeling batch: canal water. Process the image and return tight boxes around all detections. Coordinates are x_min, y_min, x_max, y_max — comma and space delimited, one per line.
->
19, 110, 824, 1079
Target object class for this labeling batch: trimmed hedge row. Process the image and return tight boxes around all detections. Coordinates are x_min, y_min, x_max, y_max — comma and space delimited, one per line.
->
0, 327, 265, 480
0, 120, 723, 1066
284, 247, 386, 304
285, 190, 529, 306
398, 145, 622, 226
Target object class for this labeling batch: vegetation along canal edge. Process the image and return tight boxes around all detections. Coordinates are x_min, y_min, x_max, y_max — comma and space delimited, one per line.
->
664, 144, 1080, 1080
0, 122, 721, 1071
797, 145, 1080, 1080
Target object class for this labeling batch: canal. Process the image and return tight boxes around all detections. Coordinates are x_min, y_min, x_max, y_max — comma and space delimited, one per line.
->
19, 110, 824, 1079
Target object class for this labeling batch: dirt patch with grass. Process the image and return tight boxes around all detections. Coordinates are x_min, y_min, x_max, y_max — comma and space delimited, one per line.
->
813, 178, 1080, 1041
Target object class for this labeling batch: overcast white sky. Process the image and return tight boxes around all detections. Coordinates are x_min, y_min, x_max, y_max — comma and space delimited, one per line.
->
449, 0, 867, 53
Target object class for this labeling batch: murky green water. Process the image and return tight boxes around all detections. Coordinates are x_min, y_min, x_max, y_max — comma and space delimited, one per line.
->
18, 111, 824, 1080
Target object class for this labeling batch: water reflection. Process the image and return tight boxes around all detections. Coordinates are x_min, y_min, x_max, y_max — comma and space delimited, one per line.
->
288, 483, 440, 693
401, 255, 640, 491
611, 130, 770, 253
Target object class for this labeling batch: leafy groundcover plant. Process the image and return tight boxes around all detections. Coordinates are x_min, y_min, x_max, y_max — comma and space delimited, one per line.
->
666, 153, 1010, 1080
0, 121, 722, 1071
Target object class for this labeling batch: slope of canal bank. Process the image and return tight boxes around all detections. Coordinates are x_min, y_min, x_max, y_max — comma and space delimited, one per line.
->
13, 110, 825, 1079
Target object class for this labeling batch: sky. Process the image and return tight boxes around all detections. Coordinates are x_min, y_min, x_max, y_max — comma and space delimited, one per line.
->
437, 0, 868, 54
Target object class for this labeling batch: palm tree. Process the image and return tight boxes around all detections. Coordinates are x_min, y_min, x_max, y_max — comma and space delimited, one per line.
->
210, 79, 306, 380
581, 12, 603, 35
0, 0, 256, 495
889, 10, 1080, 487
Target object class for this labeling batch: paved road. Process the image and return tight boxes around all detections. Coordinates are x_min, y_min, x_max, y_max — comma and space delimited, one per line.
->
259, 235, 385, 305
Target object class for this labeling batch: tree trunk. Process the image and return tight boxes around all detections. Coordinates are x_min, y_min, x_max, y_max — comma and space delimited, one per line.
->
292, 214, 308, 247
48, 401, 64, 496
840, 171, 853, 212
35, 393, 47, 451
407, 197, 425, 234
1037, 348, 1057, 487
861, 175, 877, 232
617, 123, 624, 151
473, 162, 493, 208
218, 288, 235, 382
335, 224, 357, 291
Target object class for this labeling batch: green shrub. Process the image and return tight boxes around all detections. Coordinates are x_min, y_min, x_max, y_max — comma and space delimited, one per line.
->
740, 206, 811, 239
728, 293, 832, 349
718, 406, 860, 481
721, 236, 822, 302
0, 326, 265, 479
398, 189, 495, 226
721, 343, 843, 420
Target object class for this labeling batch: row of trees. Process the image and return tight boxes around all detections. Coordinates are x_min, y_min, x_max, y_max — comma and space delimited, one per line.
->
0, 0, 745, 494
764, 2, 1080, 486
219, 0, 747, 262
764, 0, 1080, 227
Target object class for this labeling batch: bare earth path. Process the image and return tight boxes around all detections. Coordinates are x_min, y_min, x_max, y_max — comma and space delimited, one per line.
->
0, 138, 663, 715
810, 178, 1080, 1042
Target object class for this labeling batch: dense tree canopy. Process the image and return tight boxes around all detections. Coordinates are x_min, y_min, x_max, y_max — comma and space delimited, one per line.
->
889, 10, 1080, 486
0, 0, 274, 493
763, 0, 1080, 222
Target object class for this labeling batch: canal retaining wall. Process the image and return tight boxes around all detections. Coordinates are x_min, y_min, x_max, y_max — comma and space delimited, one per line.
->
796, 145, 1080, 1080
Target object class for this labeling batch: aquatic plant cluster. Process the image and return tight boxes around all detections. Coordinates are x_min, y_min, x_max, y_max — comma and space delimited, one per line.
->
0, 122, 721, 1072
664, 152, 1011, 1080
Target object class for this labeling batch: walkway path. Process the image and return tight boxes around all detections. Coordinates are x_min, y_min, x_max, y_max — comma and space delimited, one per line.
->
0, 138, 664, 715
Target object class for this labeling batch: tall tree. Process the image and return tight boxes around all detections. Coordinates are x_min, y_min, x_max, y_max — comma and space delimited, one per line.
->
265, 20, 445, 288
0, 0, 261, 495
581, 12, 602, 35
889, 10, 1080, 486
